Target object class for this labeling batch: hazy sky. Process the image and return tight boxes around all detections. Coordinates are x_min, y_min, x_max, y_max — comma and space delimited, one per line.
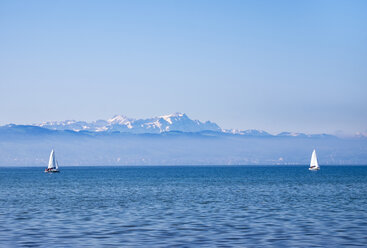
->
0, 0, 366, 134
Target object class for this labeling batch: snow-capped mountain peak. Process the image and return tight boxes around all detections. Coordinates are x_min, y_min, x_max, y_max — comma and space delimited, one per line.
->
159, 112, 186, 125
108, 115, 133, 125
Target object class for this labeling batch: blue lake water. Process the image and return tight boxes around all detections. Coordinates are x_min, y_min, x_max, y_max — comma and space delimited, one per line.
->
0, 166, 367, 247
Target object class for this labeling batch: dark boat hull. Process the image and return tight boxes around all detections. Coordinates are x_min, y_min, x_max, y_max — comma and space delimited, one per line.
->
44, 169, 60, 173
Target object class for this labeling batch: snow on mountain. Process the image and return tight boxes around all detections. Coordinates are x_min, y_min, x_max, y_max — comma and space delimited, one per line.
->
222, 129, 271, 136
38, 120, 109, 132
277, 132, 308, 137
276, 132, 333, 138
35, 113, 222, 134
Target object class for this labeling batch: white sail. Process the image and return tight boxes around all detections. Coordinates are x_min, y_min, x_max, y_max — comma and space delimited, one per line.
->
310, 149, 319, 169
55, 160, 59, 170
48, 150, 56, 169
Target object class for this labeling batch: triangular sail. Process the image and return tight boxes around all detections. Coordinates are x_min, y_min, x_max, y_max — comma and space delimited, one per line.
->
55, 160, 59, 170
310, 149, 319, 168
48, 150, 56, 169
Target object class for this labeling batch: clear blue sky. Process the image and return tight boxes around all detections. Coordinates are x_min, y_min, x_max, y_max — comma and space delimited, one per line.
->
0, 0, 366, 134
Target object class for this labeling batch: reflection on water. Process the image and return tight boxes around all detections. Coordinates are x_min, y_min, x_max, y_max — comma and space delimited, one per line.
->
0, 166, 367, 247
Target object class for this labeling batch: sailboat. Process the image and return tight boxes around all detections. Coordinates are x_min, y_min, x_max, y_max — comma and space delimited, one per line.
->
309, 149, 320, 171
44, 149, 60, 173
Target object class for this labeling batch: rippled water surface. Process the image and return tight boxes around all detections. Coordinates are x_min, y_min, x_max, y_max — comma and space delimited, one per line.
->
1, 166, 367, 247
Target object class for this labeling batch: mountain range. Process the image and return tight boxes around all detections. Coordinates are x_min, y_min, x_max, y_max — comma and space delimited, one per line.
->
28, 112, 336, 138
0, 113, 366, 166
35, 113, 222, 134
